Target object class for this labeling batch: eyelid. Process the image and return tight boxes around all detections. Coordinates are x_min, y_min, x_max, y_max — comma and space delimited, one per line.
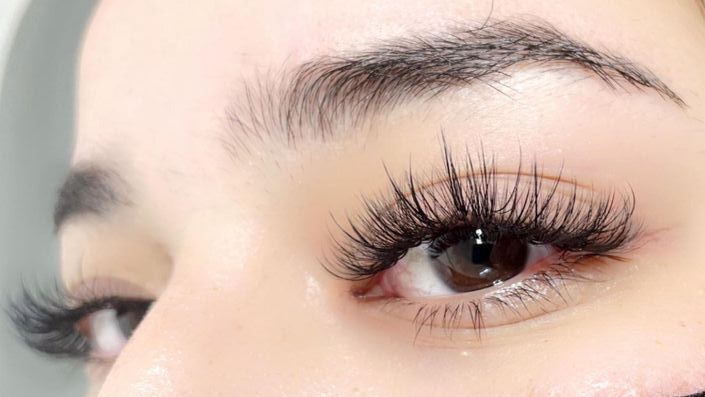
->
69, 277, 154, 302
324, 147, 637, 281
407, 171, 592, 197
324, 144, 640, 338
357, 258, 608, 337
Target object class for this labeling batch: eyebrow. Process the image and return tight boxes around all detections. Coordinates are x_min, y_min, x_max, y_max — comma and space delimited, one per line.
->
53, 166, 125, 231
226, 19, 683, 151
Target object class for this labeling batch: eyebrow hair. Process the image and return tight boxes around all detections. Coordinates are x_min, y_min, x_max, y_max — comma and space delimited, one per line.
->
53, 166, 126, 231
226, 19, 684, 151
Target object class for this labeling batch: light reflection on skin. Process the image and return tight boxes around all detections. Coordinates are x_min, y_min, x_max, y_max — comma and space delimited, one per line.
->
45, 0, 705, 396
129, 352, 175, 397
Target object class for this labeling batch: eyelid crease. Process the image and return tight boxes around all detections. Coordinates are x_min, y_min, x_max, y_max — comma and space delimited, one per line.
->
388, 171, 595, 210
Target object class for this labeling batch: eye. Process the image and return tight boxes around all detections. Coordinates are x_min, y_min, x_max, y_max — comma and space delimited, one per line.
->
76, 302, 149, 360
367, 226, 557, 298
327, 149, 638, 334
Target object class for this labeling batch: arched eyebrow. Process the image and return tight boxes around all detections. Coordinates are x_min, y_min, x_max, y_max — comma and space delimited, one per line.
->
226, 19, 684, 149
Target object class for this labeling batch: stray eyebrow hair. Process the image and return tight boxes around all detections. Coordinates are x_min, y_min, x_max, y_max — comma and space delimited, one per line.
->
53, 166, 126, 231
226, 19, 683, 150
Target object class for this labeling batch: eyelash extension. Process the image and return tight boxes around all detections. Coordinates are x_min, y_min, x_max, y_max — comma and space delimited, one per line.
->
323, 144, 638, 281
6, 282, 151, 360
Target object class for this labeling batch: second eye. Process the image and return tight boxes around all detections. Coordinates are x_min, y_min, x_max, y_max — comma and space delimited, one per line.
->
77, 302, 150, 360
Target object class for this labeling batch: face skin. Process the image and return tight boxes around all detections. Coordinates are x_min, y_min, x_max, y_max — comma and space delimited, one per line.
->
42, 0, 705, 396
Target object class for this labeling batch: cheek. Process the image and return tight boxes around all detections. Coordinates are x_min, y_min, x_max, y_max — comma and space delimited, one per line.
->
534, 354, 705, 396
529, 321, 705, 397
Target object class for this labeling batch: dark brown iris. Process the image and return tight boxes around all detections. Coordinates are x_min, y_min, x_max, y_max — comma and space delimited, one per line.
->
433, 228, 527, 292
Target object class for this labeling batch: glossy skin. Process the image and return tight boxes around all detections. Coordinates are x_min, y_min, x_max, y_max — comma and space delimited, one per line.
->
62, 0, 705, 396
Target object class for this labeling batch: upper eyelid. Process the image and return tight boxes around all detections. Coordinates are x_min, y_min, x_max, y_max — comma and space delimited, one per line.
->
381, 171, 595, 214
68, 277, 154, 302
323, 147, 637, 280
379, 154, 627, 225
399, 168, 593, 194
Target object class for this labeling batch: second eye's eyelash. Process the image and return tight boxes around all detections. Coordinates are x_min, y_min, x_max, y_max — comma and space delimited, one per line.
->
7, 283, 152, 360
324, 144, 639, 281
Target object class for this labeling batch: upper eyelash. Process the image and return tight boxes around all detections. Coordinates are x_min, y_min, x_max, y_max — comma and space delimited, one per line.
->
6, 283, 151, 360
8, 149, 640, 356
324, 144, 639, 280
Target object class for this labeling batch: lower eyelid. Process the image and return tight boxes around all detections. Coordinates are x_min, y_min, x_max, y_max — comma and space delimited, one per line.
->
356, 257, 612, 335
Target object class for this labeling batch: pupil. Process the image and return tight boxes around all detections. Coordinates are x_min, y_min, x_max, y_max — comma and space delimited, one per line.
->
471, 242, 493, 264
434, 228, 528, 292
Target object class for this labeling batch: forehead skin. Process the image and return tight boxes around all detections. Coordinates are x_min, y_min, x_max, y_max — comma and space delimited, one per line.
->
71, 1, 705, 396
76, 0, 705, 166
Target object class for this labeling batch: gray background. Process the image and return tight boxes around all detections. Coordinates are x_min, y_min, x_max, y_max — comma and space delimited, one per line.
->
1, 1, 97, 396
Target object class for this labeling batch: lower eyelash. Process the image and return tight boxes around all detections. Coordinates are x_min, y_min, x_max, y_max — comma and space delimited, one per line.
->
384, 259, 600, 341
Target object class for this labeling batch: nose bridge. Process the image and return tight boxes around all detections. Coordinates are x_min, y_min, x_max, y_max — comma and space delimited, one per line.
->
95, 243, 344, 396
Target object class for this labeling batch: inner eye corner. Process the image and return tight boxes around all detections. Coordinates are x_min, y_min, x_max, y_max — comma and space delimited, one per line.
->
349, 273, 389, 301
